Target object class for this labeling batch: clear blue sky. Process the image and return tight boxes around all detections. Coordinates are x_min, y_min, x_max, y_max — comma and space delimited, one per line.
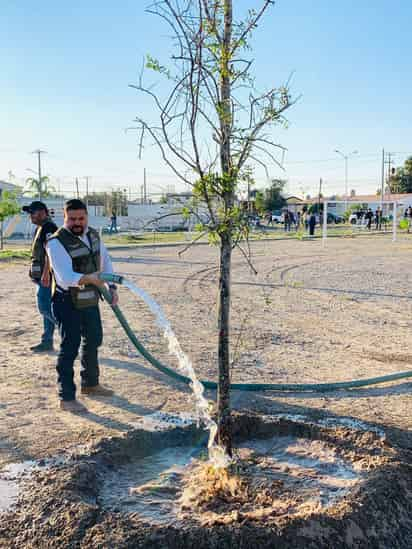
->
2, 0, 412, 199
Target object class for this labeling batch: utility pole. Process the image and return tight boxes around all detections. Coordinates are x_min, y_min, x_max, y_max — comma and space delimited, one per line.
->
383, 152, 395, 194
334, 149, 358, 211
318, 177, 322, 216
84, 176, 90, 210
75, 177, 80, 199
381, 148, 385, 207
32, 149, 47, 200
387, 153, 395, 192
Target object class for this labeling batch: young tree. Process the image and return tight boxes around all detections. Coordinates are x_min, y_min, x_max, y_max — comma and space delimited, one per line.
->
254, 190, 265, 214
132, 0, 293, 454
0, 191, 21, 250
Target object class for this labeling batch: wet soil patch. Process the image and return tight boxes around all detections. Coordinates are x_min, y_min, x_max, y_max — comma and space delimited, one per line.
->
1, 414, 412, 548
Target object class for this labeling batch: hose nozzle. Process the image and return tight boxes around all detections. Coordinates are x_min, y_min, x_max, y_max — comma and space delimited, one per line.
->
99, 272, 124, 285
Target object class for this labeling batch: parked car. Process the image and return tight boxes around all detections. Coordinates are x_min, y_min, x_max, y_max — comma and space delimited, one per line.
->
270, 210, 283, 223
327, 212, 343, 224
349, 212, 365, 225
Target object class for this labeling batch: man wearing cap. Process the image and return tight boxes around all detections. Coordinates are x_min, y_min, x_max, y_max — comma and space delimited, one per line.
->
47, 199, 118, 412
23, 201, 58, 352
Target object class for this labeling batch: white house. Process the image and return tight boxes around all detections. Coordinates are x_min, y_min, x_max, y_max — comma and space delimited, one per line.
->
326, 194, 412, 217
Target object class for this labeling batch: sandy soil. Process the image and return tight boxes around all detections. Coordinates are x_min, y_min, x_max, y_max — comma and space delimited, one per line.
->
1, 234, 412, 467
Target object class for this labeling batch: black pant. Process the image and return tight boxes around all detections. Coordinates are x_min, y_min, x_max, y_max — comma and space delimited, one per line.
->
52, 292, 103, 401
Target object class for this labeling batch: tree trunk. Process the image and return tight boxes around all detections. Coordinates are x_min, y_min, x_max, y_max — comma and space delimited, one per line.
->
0, 221, 3, 250
217, 231, 232, 455
216, 0, 233, 456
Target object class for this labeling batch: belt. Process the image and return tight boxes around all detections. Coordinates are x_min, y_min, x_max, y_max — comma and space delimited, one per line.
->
55, 285, 71, 295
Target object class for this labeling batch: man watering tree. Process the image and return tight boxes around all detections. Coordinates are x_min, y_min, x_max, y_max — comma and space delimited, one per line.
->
47, 199, 119, 412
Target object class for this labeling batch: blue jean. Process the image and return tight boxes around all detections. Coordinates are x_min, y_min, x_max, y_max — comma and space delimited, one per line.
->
36, 284, 55, 344
52, 292, 103, 401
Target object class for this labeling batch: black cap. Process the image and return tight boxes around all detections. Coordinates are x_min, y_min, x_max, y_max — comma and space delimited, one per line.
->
22, 201, 48, 214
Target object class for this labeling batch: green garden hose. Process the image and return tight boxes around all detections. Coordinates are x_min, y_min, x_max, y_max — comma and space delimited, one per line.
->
100, 273, 412, 392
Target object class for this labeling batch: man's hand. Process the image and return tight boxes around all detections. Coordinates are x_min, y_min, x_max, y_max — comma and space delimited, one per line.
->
41, 254, 51, 287
79, 272, 105, 287
40, 271, 50, 288
110, 288, 119, 307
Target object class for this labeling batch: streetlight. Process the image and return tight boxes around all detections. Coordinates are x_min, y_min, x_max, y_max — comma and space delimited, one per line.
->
334, 149, 358, 207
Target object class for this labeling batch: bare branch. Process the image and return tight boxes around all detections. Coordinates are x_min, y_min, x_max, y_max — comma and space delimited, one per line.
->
178, 229, 207, 256
231, 0, 275, 55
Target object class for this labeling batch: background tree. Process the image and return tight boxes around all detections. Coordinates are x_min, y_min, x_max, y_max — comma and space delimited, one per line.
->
254, 190, 265, 214
262, 178, 287, 212
0, 191, 20, 250
388, 156, 412, 193
132, 0, 293, 455
108, 190, 128, 216
24, 176, 55, 199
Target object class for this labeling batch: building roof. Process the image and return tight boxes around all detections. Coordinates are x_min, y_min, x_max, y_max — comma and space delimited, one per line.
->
330, 193, 412, 203
285, 196, 305, 203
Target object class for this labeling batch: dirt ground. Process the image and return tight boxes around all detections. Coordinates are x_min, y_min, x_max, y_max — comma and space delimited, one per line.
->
2, 234, 412, 468
2, 415, 412, 548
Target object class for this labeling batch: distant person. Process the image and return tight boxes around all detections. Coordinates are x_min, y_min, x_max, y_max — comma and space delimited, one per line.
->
296, 211, 301, 228
22, 201, 58, 353
288, 211, 293, 231
375, 208, 383, 230
293, 211, 298, 229
365, 208, 373, 230
308, 213, 316, 236
407, 206, 412, 233
302, 211, 308, 230
283, 210, 291, 232
109, 212, 118, 234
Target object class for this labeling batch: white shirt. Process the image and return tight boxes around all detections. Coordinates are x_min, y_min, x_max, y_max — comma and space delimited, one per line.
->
46, 226, 114, 290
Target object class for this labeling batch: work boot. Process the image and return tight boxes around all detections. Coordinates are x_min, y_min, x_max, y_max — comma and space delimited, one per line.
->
30, 342, 54, 353
59, 400, 88, 413
81, 385, 114, 397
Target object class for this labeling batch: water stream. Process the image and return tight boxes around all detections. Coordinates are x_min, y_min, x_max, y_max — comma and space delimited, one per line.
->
122, 279, 229, 467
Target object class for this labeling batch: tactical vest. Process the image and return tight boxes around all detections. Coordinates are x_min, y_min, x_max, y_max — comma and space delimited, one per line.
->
51, 227, 101, 309
30, 218, 56, 281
